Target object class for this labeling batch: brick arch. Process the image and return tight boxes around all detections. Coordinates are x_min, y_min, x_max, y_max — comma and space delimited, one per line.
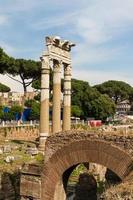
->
41, 140, 133, 200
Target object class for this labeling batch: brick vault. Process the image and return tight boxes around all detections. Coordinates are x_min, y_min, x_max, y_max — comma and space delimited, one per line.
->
41, 130, 133, 200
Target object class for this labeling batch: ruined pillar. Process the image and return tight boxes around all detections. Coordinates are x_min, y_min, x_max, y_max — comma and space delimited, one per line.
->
52, 60, 61, 134
63, 64, 71, 131
39, 54, 50, 150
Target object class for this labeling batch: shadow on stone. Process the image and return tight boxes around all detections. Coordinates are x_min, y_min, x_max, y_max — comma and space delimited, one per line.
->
74, 173, 97, 200
0, 171, 20, 200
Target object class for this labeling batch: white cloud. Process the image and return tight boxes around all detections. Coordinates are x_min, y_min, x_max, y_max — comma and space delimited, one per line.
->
1, 0, 133, 91
74, 0, 133, 45
31, 11, 77, 30
73, 69, 133, 87
73, 43, 124, 66
0, 0, 43, 13
0, 41, 41, 60
31, 0, 133, 68
68, 0, 133, 69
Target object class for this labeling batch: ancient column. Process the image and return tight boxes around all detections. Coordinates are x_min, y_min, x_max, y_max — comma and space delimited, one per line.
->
63, 64, 71, 131
39, 54, 50, 150
52, 60, 61, 134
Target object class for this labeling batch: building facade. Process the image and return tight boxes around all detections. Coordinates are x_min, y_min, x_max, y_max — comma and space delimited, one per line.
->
116, 100, 131, 114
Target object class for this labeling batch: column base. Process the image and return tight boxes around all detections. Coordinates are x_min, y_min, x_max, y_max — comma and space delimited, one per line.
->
38, 132, 48, 153
38, 139, 47, 154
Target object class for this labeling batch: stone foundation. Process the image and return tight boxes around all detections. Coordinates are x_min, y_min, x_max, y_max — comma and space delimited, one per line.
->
20, 164, 42, 200
0, 125, 39, 141
0, 171, 20, 200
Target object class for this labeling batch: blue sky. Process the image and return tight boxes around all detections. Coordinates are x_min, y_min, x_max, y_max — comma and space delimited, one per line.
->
0, 0, 133, 92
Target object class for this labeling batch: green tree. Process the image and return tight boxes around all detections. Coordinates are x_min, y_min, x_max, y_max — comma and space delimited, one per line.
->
94, 80, 133, 104
32, 79, 41, 90
71, 79, 96, 118
90, 94, 116, 121
71, 105, 82, 117
2, 112, 13, 121
7, 59, 41, 94
0, 83, 10, 92
71, 79, 90, 108
29, 101, 40, 120
24, 99, 40, 120
10, 105, 23, 120
71, 79, 116, 120
0, 106, 4, 119
34, 93, 40, 101
0, 47, 15, 73
24, 99, 35, 108
0, 106, 14, 121
0, 48, 41, 94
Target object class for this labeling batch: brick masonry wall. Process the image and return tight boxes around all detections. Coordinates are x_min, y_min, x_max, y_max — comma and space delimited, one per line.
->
19, 130, 133, 200
41, 130, 133, 200
45, 130, 133, 160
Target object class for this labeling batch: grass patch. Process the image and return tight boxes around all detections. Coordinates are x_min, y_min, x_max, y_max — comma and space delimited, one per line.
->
34, 153, 44, 164
0, 140, 40, 173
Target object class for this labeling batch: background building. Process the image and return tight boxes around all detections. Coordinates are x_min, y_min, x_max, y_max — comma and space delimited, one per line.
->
0, 91, 37, 107
116, 100, 131, 114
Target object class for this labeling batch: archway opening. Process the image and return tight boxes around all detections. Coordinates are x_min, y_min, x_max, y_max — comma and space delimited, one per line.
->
105, 168, 121, 186
62, 162, 122, 200
42, 139, 132, 200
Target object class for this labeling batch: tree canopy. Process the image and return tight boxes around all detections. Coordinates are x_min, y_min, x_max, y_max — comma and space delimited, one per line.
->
1, 48, 125, 121
0, 47, 15, 73
7, 59, 41, 93
71, 105, 82, 117
71, 79, 116, 120
25, 99, 40, 120
0, 47, 41, 93
90, 94, 116, 121
94, 80, 133, 104
0, 105, 23, 121
0, 83, 10, 92
32, 78, 116, 121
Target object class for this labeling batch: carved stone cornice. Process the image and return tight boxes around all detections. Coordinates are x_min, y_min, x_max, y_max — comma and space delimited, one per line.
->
45, 36, 75, 51
44, 36, 75, 65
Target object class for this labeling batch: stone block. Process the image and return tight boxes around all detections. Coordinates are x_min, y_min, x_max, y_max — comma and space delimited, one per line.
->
20, 164, 42, 199
26, 147, 38, 155
4, 156, 14, 163
0, 148, 3, 154
3, 145, 12, 153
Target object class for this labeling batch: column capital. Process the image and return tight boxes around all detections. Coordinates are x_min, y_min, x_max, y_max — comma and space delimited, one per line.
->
40, 52, 49, 61
53, 59, 62, 65
40, 55, 50, 70
53, 59, 62, 73
64, 64, 72, 76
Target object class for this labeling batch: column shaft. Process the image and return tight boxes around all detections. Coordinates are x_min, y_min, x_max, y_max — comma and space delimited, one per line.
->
63, 65, 71, 131
39, 55, 50, 150
52, 61, 61, 134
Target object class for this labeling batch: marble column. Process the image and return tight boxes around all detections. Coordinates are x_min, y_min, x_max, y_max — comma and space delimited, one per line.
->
52, 60, 61, 134
39, 54, 50, 150
63, 64, 71, 131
